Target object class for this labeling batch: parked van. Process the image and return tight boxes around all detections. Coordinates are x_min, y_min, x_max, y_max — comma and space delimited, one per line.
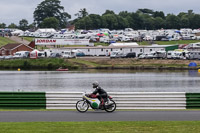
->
13, 51, 30, 58
30, 50, 45, 59
138, 53, 147, 59
146, 51, 166, 59
155, 51, 166, 59
171, 50, 189, 59
99, 36, 109, 43
110, 51, 123, 58
62, 51, 76, 58
122, 52, 136, 58
167, 51, 176, 59
188, 51, 200, 60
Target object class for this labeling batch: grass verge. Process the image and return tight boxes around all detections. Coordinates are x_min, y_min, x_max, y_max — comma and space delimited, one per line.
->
0, 121, 200, 133
0, 36, 16, 47
23, 37, 34, 42
0, 58, 79, 70
138, 40, 200, 45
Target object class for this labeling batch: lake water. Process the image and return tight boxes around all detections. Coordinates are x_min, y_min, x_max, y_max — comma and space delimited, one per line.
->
0, 70, 200, 92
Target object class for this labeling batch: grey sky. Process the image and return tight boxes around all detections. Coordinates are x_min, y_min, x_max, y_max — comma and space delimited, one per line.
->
1, 0, 200, 25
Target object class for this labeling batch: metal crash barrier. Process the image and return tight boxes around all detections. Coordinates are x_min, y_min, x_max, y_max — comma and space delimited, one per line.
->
0, 92, 200, 109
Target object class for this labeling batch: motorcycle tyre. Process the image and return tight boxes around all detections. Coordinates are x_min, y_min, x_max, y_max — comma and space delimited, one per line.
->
76, 100, 89, 113
104, 99, 116, 113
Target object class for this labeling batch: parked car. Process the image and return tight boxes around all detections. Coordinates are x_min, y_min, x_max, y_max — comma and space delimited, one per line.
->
13, 51, 30, 58
76, 52, 85, 57
49, 53, 61, 58
122, 52, 136, 58
0, 56, 5, 60
138, 53, 147, 59
110, 51, 124, 58
4, 55, 13, 60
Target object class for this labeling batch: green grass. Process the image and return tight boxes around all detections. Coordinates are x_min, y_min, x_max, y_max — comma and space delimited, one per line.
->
155, 40, 200, 45
138, 40, 200, 45
0, 36, 16, 47
0, 58, 79, 70
94, 42, 109, 46
132, 63, 188, 68
0, 121, 200, 133
0, 58, 192, 70
69, 58, 100, 67
138, 41, 152, 45
23, 37, 34, 42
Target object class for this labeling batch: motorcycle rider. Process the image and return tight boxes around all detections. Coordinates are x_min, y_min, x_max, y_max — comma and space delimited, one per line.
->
92, 81, 108, 109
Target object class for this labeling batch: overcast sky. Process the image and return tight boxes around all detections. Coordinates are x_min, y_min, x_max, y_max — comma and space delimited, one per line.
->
1, 0, 200, 25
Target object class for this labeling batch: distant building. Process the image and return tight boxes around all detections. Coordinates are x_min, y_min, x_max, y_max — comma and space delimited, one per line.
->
0, 43, 34, 56
66, 25, 75, 31
44, 45, 178, 57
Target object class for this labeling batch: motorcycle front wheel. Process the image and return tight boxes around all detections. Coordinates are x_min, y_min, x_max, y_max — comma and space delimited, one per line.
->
104, 99, 116, 113
76, 100, 89, 113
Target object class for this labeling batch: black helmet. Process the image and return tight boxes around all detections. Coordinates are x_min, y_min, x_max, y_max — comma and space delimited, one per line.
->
92, 81, 99, 88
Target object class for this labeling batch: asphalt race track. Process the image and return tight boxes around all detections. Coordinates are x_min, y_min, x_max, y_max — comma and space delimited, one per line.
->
1, 110, 200, 122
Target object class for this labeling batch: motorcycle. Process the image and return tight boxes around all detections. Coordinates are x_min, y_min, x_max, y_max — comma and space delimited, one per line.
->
76, 92, 116, 113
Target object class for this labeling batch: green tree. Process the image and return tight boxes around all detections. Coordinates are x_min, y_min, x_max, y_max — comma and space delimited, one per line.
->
153, 11, 165, 19
180, 16, 189, 28
117, 16, 129, 29
74, 19, 85, 29
166, 14, 180, 29
75, 8, 88, 19
178, 12, 190, 28
8, 23, 18, 28
75, 16, 93, 30
190, 14, 200, 29
178, 12, 187, 18
154, 17, 165, 29
102, 10, 115, 16
73, 9, 200, 30
33, 0, 71, 28
140, 14, 154, 29
28, 23, 36, 31
119, 11, 131, 18
101, 14, 118, 29
187, 10, 195, 28
88, 14, 102, 29
40, 17, 59, 29
137, 8, 154, 15
129, 12, 143, 30
146, 17, 155, 30
19, 19, 29, 31
0, 23, 6, 28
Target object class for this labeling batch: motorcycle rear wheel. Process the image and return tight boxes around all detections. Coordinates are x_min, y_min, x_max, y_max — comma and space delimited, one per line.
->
76, 100, 89, 113
104, 99, 116, 112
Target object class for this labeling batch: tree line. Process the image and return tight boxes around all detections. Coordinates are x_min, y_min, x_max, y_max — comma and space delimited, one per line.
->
0, 0, 200, 31
74, 9, 200, 30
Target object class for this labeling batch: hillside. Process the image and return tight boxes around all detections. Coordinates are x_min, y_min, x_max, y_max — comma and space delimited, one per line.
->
0, 36, 16, 47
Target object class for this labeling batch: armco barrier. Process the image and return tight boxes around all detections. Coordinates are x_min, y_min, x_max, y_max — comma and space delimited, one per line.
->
46, 92, 81, 109
186, 93, 200, 109
0, 92, 46, 109
1, 92, 200, 109
46, 92, 186, 110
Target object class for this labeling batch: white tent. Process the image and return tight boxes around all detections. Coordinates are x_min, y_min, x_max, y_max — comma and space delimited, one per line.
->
11, 30, 24, 35
109, 42, 138, 47
35, 28, 56, 33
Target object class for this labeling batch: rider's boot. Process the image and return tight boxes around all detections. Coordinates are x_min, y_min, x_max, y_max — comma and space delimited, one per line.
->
99, 99, 104, 109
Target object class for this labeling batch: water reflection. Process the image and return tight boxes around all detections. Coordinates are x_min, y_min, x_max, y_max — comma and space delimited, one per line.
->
0, 70, 200, 92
